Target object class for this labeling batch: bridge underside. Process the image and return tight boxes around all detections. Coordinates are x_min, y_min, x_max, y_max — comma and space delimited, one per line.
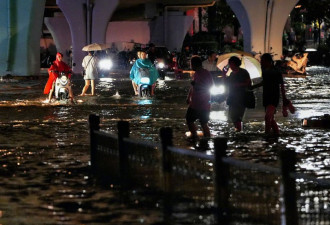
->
0, 0, 298, 76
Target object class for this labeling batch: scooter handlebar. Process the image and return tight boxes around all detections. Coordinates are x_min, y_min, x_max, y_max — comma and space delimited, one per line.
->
50, 70, 72, 80
50, 70, 71, 74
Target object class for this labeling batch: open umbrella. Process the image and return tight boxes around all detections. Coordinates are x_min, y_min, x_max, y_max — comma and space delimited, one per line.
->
217, 52, 261, 80
82, 43, 110, 51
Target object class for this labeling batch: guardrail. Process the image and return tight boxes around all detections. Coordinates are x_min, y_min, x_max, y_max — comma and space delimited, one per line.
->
89, 114, 330, 225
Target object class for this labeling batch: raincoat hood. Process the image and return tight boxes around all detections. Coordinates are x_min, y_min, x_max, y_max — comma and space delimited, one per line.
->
135, 59, 153, 68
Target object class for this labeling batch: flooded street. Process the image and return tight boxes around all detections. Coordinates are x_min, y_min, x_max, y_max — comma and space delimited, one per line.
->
0, 66, 329, 224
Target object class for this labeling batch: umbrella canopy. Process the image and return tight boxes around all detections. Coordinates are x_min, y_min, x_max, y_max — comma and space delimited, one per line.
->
82, 43, 110, 51
217, 52, 261, 80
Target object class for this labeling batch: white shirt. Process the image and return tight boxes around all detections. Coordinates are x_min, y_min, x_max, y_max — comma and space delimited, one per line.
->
202, 59, 219, 72
82, 55, 98, 79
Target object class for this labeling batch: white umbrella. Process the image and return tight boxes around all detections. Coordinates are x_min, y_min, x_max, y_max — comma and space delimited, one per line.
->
217, 52, 261, 80
82, 43, 110, 51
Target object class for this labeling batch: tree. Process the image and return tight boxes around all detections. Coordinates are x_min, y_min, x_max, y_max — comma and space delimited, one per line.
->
298, 0, 330, 45
202, 0, 239, 49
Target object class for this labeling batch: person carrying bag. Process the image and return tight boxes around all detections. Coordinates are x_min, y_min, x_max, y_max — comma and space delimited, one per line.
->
80, 51, 98, 96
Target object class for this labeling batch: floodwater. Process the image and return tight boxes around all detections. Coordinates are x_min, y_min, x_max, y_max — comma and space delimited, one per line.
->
0, 66, 329, 224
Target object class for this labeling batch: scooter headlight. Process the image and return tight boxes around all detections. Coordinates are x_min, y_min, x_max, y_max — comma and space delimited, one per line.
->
157, 62, 165, 69
210, 85, 225, 95
99, 59, 113, 70
60, 76, 67, 81
140, 77, 150, 84
59, 76, 68, 86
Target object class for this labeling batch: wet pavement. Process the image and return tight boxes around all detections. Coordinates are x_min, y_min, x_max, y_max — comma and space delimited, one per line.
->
0, 66, 329, 224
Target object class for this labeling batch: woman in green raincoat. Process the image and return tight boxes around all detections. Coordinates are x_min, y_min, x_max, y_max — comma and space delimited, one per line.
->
130, 50, 159, 95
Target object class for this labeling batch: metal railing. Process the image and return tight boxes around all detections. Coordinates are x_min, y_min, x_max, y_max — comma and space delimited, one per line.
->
89, 114, 330, 225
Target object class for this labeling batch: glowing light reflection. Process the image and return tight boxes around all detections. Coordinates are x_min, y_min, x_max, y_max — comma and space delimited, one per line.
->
99, 77, 115, 82
137, 99, 153, 105
164, 77, 174, 81
210, 111, 227, 121
113, 90, 120, 97
296, 108, 325, 119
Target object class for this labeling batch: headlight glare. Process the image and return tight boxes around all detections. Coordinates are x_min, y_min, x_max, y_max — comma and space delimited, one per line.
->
210, 85, 225, 95
99, 59, 113, 70
140, 77, 150, 84
157, 62, 165, 69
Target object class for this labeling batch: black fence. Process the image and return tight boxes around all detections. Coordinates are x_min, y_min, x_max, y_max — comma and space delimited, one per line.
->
89, 114, 330, 225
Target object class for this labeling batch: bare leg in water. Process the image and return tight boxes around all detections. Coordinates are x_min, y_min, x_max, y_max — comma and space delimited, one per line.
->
201, 122, 211, 137
91, 80, 95, 96
187, 121, 198, 139
132, 81, 138, 95
80, 80, 91, 96
48, 82, 55, 102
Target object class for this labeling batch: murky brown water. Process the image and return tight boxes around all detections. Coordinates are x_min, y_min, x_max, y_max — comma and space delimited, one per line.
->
0, 67, 329, 224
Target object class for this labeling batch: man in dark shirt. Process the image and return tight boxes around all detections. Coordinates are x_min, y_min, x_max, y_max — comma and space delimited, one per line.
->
225, 56, 251, 132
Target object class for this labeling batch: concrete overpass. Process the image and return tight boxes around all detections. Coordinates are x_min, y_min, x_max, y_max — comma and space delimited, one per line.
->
0, 0, 298, 76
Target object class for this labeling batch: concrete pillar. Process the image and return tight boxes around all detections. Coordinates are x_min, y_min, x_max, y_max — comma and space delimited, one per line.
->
44, 15, 72, 64
0, 0, 45, 76
149, 12, 193, 51
227, 0, 298, 60
56, 0, 86, 73
91, 0, 119, 44
166, 12, 194, 51
0, 1, 10, 74
56, 0, 118, 73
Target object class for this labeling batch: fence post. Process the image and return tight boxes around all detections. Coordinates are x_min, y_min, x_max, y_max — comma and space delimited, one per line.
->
280, 149, 298, 225
117, 120, 130, 185
89, 114, 100, 171
160, 127, 173, 175
214, 137, 229, 224
159, 127, 173, 223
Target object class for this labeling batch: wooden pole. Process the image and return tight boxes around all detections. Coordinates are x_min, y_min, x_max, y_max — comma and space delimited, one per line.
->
159, 127, 173, 223
117, 120, 130, 186
280, 149, 298, 225
214, 137, 229, 224
89, 114, 100, 171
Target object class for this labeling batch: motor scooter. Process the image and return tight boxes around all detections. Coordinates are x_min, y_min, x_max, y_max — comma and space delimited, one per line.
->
54, 71, 72, 102
137, 68, 152, 97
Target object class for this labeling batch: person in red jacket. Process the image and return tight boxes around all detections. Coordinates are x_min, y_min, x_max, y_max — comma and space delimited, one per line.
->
186, 56, 214, 140
43, 52, 73, 103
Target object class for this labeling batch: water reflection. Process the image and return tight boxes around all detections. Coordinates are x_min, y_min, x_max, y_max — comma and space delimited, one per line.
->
0, 67, 329, 224
137, 99, 153, 105
295, 108, 326, 119
210, 110, 227, 121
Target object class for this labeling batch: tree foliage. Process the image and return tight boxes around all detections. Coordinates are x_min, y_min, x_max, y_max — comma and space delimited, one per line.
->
296, 0, 330, 26
202, 0, 239, 33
